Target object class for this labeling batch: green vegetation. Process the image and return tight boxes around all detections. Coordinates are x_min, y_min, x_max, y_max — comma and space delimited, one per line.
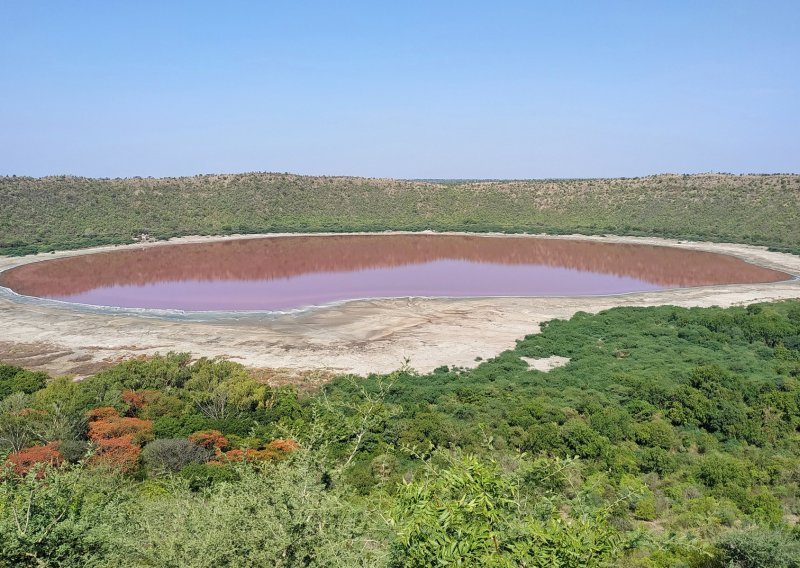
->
2, 300, 800, 565
1, 172, 799, 255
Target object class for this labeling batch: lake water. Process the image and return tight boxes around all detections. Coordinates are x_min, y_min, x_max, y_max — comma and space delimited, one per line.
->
0, 235, 789, 312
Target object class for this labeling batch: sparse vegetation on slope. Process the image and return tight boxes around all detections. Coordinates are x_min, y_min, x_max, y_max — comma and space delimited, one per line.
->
1, 172, 798, 255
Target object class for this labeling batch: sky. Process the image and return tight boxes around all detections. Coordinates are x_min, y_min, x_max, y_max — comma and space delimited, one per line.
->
1, 1, 798, 179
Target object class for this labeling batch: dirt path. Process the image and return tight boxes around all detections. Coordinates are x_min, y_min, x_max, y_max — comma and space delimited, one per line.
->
1, 232, 799, 379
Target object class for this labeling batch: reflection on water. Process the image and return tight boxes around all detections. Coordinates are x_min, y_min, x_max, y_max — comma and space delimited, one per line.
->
0, 235, 788, 311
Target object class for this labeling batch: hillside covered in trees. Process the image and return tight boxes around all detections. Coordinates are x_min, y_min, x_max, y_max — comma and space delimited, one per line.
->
1, 173, 799, 256
2, 300, 800, 566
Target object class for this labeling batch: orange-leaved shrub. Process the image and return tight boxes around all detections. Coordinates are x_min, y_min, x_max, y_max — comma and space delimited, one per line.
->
266, 438, 300, 452
188, 430, 230, 452
121, 389, 161, 415
85, 406, 153, 473
90, 435, 141, 473
86, 407, 153, 445
6, 442, 64, 477
85, 406, 120, 422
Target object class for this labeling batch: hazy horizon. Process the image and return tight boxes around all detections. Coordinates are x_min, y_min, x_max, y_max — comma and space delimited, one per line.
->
2, 170, 800, 182
2, 1, 798, 179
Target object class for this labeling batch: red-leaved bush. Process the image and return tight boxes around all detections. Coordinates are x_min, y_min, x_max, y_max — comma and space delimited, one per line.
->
88, 417, 153, 444
85, 406, 120, 422
121, 389, 160, 415
6, 442, 64, 477
85, 406, 153, 473
210, 438, 299, 464
89, 435, 141, 473
267, 438, 300, 452
188, 430, 230, 452
86, 407, 153, 445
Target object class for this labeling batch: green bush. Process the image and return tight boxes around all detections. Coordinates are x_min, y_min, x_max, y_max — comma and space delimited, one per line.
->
390, 450, 622, 567
696, 453, 750, 488
714, 526, 800, 567
0, 365, 47, 399
179, 462, 240, 491
141, 438, 211, 474
57, 440, 90, 463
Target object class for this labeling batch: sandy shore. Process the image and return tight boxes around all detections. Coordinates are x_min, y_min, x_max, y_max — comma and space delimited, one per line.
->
1, 232, 799, 379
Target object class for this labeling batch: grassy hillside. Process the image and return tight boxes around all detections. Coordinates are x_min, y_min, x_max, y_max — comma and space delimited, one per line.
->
1, 172, 798, 255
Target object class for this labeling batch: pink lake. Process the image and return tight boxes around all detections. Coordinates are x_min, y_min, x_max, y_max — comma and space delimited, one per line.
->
0, 235, 789, 312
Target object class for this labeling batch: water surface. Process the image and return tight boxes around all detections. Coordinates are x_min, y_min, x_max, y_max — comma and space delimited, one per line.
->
0, 235, 789, 311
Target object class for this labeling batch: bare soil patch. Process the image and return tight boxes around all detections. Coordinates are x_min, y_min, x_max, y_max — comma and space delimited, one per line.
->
521, 356, 571, 372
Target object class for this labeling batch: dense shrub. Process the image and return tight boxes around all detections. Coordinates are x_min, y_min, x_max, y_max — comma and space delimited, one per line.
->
89, 435, 142, 473
188, 429, 229, 451
0, 364, 47, 399
86, 407, 153, 445
92, 353, 193, 391
84, 407, 152, 473
57, 439, 90, 463
6, 442, 63, 476
141, 438, 210, 473
179, 462, 240, 491
390, 451, 622, 567
714, 526, 800, 567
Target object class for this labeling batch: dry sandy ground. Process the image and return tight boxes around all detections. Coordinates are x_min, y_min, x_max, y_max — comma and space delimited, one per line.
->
1, 232, 799, 380
520, 356, 571, 372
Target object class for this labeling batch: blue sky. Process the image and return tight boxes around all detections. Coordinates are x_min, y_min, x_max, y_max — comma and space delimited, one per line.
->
1, 1, 798, 178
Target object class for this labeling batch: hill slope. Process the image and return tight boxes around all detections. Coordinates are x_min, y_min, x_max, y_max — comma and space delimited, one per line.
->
1, 172, 798, 255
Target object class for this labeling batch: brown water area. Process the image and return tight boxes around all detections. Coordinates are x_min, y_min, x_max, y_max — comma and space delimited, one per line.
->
0, 235, 790, 311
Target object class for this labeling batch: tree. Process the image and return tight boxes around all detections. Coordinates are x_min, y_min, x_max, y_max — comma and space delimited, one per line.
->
34, 402, 86, 444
